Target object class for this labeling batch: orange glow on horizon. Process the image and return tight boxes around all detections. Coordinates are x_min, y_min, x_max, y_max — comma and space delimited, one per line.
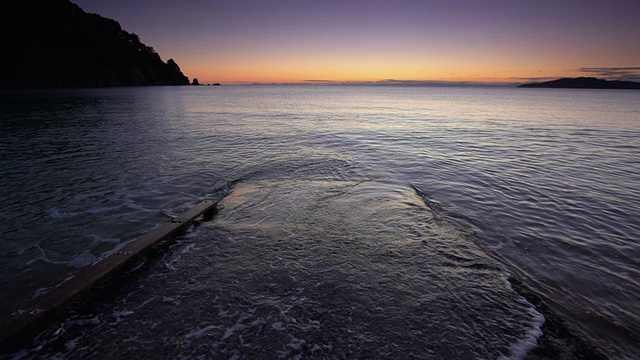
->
175, 44, 630, 85
180, 61, 594, 85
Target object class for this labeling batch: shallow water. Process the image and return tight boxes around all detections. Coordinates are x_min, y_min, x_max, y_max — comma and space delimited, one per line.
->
1, 86, 639, 358
12, 180, 543, 359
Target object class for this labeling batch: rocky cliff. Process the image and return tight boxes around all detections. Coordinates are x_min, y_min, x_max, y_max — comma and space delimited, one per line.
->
1, 0, 190, 88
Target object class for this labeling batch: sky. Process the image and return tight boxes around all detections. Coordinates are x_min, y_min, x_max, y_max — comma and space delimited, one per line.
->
73, 0, 640, 85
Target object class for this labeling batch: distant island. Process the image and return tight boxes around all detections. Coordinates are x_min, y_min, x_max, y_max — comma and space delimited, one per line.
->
1, 0, 191, 89
518, 77, 640, 90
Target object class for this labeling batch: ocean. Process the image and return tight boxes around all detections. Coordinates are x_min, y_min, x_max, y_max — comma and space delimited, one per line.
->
1, 85, 638, 359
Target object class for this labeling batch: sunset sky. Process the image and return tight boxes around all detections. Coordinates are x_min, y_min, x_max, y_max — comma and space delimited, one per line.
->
73, 0, 640, 85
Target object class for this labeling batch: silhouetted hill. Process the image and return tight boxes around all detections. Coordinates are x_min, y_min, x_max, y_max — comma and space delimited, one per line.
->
518, 77, 640, 90
1, 0, 190, 89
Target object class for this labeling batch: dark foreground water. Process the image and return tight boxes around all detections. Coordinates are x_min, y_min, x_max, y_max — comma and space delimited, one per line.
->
1, 86, 639, 359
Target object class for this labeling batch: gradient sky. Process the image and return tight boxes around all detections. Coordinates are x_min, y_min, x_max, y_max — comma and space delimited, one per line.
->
73, 0, 640, 84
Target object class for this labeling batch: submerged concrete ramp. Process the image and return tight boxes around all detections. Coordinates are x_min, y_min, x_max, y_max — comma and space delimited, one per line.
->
4, 180, 543, 358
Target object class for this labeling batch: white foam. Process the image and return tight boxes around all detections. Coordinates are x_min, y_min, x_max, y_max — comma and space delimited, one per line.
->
506, 306, 545, 360
46, 208, 79, 219
165, 262, 177, 271
161, 296, 181, 305
123, 198, 147, 211
88, 234, 120, 244
136, 297, 155, 309
287, 337, 306, 351
110, 310, 135, 325
500, 275, 546, 360
97, 239, 131, 261
25, 245, 66, 266
68, 251, 97, 268
184, 324, 220, 339
65, 336, 82, 351
180, 243, 198, 254
222, 322, 245, 340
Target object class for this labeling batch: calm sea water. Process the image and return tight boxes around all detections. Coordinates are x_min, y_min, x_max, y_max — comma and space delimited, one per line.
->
1, 86, 639, 359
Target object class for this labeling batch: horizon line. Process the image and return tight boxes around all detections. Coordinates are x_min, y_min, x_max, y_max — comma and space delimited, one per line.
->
207, 79, 525, 87
197, 75, 640, 87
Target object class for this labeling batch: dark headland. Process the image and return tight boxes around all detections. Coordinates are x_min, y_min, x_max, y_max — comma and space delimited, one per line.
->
0, 0, 191, 89
518, 77, 640, 90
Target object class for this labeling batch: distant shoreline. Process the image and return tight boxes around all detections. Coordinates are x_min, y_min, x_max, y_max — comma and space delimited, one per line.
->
518, 77, 640, 90
196, 79, 640, 88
